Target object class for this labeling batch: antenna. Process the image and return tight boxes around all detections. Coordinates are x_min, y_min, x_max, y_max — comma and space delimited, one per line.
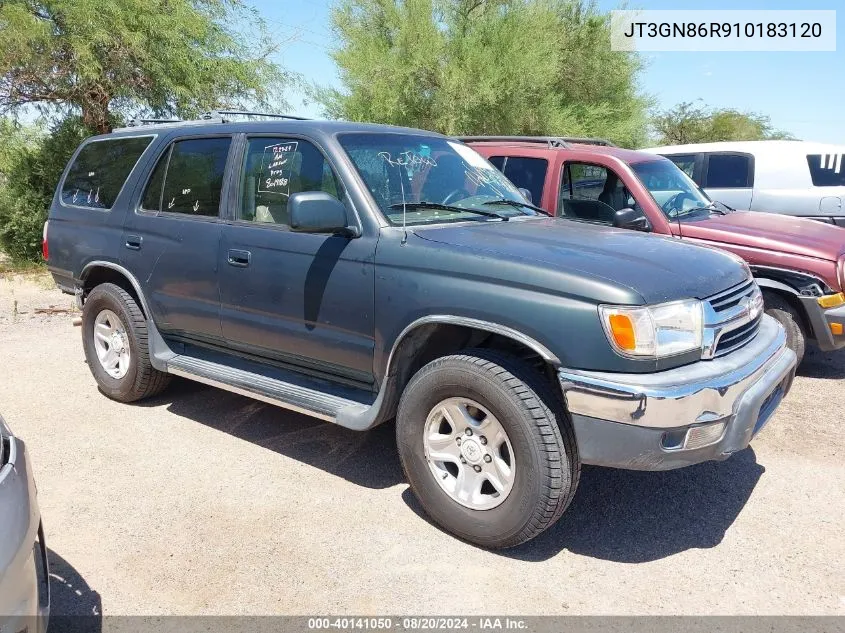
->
399, 167, 408, 245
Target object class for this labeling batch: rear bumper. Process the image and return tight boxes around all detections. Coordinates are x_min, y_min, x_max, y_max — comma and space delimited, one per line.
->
0, 436, 50, 633
558, 315, 796, 470
799, 295, 845, 352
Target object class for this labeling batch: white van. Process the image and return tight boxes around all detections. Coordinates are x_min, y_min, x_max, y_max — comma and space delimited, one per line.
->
642, 141, 845, 225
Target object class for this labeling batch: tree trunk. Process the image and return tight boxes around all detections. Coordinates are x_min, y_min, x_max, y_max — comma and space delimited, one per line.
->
81, 92, 112, 134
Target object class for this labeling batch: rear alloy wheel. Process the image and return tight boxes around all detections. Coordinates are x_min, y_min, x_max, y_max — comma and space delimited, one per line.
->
82, 283, 171, 402
397, 349, 580, 549
92, 309, 131, 379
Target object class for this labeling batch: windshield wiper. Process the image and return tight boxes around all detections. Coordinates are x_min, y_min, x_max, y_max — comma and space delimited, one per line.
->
388, 201, 509, 221
483, 198, 552, 217
677, 203, 726, 217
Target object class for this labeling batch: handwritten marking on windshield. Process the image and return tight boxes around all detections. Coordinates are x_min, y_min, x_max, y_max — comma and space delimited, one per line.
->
378, 151, 438, 168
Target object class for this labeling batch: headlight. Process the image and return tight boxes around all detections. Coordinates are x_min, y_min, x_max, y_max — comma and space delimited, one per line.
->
599, 299, 704, 358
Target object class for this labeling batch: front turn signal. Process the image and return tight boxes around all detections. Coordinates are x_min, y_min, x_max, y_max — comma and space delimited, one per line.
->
608, 314, 636, 351
818, 293, 845, 309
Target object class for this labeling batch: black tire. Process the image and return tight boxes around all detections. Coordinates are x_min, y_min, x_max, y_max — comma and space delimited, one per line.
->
82, 283, 171, 402
396, 349, 580, 549
763, 290, 806, 365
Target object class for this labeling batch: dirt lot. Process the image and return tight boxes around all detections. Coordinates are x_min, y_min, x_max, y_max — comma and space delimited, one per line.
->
1, 272, 843, 617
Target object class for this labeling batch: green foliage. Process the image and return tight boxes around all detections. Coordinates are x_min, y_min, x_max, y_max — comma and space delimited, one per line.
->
0, 117, 90, 261
651, 101, 795, 145
317, 0, 650, 147
0, 0, 289, 133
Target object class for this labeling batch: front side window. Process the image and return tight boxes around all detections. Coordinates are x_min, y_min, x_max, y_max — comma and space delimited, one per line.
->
338, 133, 538, 226
705, 153, 752, 188
807, 154, 845, 186
140, 137, 231, 217
489, 156, 548, 205
62, 136, 153, 209
632, 159, 715, 220
239, 137, 342, 225
559, 162, 632, 225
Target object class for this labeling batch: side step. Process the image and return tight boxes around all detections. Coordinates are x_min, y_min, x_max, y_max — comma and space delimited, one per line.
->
167, 353, 375, 425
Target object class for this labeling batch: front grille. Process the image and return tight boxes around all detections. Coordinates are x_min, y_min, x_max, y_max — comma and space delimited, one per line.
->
704, 279, 763, 359
714, 314, 762, 357
708, 278, 756, 313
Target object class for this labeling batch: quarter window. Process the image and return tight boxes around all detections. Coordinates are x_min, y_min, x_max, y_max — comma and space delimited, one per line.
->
239, 137, 342, 225
140, 137, 231, 217
62, 136, 153, 209
489, 156, 547, 205
807, 154, 845, 186
705, 154, 752, 188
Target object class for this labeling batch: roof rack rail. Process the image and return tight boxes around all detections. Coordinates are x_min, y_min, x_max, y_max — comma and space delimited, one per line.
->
116, 110, 311, 132
456, 135, 617, 149
205, 110, 311, 122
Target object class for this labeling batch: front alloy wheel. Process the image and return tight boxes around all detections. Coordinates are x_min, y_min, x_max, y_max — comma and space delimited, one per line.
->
396, 349, 580, 549
424, 397, 515, 510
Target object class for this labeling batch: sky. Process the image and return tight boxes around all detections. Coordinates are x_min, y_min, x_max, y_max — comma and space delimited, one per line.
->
249, 0, 845, 145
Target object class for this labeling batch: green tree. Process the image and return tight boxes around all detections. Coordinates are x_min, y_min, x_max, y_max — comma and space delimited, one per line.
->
0, 0, 289, 134
651, 101, 794, 145
317, 0, 650, 147
0, 116, 90, 260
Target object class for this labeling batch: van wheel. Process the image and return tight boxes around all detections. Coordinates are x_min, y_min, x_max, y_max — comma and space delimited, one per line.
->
82, 283, 171, 402
763, 290, 806, 365
396, 349, 579, 549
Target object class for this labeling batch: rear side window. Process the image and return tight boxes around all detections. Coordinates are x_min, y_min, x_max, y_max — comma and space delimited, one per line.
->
666, 154, 697, 180
61, 136, 153, 209
807, 154, 845, 186
705, 153, 752, 188
490, 156, 547, 205
141, 137, 231, 217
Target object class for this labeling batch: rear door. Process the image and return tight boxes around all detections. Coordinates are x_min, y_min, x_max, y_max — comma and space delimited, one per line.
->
217, 134, 377, 385
701, 152, 754, 210
121, 135, 234, 345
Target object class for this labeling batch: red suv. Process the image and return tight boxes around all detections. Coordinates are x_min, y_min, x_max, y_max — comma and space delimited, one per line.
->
465, 136, 845, 363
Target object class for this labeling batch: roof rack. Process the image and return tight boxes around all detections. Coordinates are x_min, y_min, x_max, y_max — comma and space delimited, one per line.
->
457, 135, 618, 149
117, 110, 311, 131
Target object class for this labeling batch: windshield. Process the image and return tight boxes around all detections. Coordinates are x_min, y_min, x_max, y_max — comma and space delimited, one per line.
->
338, 133, 539, 226
631, 159, 715, 220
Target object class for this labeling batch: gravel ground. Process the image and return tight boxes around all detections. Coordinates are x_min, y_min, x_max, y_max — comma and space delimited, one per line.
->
0, 273, 843, 617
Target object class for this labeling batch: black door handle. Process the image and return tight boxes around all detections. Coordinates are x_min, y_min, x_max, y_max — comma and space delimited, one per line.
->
125, 235, 143, 250
227, 249, 251, 267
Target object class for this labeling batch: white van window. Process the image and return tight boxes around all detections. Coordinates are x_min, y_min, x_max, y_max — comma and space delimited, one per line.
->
807, 154, 845, 187
705, 154, 752, 189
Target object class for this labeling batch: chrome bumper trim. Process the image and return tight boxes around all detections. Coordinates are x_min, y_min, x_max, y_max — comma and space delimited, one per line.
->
559, 315, 795, 429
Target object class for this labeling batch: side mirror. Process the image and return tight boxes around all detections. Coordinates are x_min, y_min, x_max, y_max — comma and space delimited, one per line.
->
288, 191, 354, 236
613, 207, 651, 232
517, 188, 533, 204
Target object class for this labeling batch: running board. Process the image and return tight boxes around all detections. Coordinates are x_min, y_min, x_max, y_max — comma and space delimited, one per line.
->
167, 354, 375, 426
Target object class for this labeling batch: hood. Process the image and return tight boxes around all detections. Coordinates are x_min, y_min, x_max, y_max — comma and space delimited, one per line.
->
680, 211, 845, 261
412, 218, 749, 304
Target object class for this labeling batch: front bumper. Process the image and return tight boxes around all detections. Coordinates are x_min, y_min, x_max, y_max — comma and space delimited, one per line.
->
0, 435, 50, 633
559, 315, 796, 470
798, 295, 845, 352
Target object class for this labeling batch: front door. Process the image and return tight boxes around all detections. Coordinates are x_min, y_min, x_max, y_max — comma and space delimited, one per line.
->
218, 135, 377, 385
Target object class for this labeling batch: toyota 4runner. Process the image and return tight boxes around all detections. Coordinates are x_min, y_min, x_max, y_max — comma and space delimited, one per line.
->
45, 115, 796, 548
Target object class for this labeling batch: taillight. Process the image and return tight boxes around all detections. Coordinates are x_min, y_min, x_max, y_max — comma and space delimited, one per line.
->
42, 220, 49, 260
